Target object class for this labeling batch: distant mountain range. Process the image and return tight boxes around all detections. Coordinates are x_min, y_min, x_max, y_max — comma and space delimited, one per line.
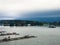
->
0, 10, 60, 22
16, 17, 60, 22
16, 10, 60, 22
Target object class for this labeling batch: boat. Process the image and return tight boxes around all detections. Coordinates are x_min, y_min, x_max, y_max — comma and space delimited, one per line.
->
49, 25, 56, 28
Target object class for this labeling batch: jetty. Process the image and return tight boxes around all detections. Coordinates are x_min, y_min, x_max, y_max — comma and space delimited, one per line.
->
0, 31, 19, 36
0, 31, 37, 43
0, 35, 36, 43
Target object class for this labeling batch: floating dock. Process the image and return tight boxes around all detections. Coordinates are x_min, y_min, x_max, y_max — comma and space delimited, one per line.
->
0, 35, 36, 43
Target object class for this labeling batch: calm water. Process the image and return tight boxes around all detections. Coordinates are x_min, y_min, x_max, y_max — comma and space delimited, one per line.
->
0, 26, 60, 45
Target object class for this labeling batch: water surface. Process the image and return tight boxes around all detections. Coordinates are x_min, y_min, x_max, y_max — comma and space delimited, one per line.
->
0, 26, 60, 45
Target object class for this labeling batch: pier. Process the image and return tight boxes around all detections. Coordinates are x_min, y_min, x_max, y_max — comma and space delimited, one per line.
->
0, 35, 36, 43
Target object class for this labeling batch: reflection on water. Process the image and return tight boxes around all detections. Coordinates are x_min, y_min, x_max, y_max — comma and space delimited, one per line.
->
0, 26, 60, 45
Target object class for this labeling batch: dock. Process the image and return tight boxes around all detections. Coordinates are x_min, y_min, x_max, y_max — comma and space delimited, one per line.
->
0, 35, 37, 43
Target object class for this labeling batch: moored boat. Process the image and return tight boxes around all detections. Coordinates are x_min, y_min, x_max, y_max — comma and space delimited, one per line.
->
49, 25, 56, 28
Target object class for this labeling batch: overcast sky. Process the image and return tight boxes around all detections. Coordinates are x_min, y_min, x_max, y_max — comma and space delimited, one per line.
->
0, 0, 60, 20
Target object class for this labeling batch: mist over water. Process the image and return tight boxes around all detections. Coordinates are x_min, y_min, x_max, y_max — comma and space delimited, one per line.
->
0, 26, 60, 45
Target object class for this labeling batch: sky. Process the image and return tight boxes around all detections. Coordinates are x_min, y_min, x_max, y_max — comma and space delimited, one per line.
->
0, 0, 60, 20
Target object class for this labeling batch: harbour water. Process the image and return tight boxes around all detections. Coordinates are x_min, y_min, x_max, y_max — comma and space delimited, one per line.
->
0, 26, 60, 45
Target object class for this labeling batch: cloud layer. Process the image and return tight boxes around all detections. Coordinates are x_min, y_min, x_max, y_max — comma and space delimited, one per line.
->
0, 0, 60, 20
0, 0, 60, 11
